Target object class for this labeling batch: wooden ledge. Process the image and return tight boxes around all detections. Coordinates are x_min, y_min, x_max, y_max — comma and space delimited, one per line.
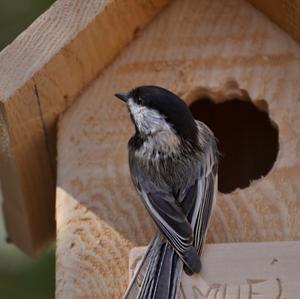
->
129, 241, 300, 298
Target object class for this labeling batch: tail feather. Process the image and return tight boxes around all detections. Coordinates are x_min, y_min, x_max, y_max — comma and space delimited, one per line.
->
152, 243, 182, 299
124, 235, 160, 298
124, 234, 183, 299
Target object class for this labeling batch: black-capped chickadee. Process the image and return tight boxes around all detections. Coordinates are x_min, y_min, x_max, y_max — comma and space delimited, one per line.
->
115, 86, 218, 299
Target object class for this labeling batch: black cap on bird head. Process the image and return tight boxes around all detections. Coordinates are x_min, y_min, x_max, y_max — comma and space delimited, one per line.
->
115, 85, 198, 144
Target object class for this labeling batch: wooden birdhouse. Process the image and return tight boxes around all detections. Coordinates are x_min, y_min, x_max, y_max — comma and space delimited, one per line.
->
0, 0, 300, 298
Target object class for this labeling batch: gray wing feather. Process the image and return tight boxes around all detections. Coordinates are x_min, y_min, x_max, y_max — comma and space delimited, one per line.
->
140, 190, 200, 273
191, 124, 218, 254
193, 171, 217, 255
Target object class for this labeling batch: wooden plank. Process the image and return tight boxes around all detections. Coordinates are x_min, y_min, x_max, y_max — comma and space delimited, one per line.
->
0, 81, 55, 254
0, 0, 169, 255
130, 242, 300, 299
56, 0, 300, 297
247, 0, 300, 44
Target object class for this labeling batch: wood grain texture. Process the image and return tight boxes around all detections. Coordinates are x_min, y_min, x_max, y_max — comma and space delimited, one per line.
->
130, 242, 300, 299
247, 0, 300, 44
57, 0, 300, 297
0, 0, 169, 255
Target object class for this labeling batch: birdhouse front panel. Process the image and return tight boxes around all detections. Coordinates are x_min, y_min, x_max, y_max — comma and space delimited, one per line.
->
56, 0, 300, 298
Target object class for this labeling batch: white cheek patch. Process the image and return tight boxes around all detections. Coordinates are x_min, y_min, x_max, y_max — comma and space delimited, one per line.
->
127, 98, 180, 158
128, 98, 168, 134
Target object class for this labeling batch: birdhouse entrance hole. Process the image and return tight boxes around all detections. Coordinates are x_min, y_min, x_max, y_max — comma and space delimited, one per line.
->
188, 85, 279, 194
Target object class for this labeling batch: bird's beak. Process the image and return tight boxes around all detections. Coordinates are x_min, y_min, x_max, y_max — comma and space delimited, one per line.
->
114, 92, 129, 103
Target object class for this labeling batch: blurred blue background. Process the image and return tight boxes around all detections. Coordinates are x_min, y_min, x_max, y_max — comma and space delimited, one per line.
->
0, 1, 55, 298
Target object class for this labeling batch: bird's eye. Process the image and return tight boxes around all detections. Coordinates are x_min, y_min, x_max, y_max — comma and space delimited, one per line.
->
137, 97, 144, 105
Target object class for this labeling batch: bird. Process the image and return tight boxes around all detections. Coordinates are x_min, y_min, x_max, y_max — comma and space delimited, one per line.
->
115, 85, 218, 299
